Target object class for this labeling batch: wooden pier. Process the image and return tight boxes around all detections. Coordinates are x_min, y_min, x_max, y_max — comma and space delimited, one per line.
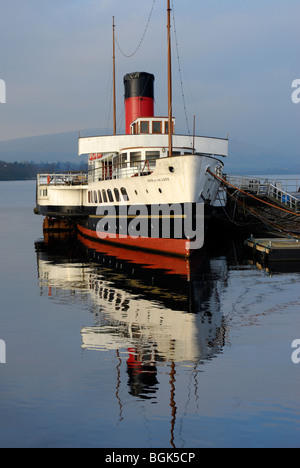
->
246, 237, 300, 262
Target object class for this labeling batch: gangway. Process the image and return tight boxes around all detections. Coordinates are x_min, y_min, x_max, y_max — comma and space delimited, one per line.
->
225, 176, 300, 213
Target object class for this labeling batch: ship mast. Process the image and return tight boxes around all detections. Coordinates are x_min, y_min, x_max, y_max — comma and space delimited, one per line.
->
113, 16, 117, 135
167, 0, 173, 157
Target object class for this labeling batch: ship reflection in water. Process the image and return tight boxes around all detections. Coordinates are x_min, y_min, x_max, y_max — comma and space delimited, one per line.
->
35, 234, 230, 442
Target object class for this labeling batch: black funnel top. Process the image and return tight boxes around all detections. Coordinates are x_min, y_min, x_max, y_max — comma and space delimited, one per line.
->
124, 72, 155, 100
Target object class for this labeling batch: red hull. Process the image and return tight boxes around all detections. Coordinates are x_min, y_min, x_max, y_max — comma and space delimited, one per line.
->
77, 224, 191, 257
77, 233, 191, 278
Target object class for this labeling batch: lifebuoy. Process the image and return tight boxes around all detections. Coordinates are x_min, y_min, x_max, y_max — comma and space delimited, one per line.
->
47, 175, 51, 185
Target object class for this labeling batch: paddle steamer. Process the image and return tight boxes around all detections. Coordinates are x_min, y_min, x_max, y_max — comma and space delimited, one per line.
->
35, 1, 228, 256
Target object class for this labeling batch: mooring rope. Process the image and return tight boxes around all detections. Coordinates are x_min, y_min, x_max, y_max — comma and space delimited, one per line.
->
225, 188, 300, 237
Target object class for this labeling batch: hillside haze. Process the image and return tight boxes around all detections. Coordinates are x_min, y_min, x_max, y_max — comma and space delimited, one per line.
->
0, 130, 298, 175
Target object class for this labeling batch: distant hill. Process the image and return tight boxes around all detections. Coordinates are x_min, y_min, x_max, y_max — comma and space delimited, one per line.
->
0, 160, 87, 181
0, 129, 102, 164
0, 130, 298, 175
226, 139, 300, 175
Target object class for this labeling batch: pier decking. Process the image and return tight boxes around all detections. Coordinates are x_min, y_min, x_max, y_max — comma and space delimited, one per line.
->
246, 237, 300, 262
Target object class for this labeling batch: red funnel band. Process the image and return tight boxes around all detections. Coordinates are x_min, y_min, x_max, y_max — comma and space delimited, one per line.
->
125, 96, 154, 134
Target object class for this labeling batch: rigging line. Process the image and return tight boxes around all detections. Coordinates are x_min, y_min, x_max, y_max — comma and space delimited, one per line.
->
171, 0, 191, 138
217, 192, 247, 227
115, 0, 157, 58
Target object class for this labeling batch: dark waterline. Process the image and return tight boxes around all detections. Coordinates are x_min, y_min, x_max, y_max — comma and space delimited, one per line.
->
0, 180, 299, 448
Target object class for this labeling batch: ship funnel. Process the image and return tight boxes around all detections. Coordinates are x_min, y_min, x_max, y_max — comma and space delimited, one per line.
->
124, 72, 155, 134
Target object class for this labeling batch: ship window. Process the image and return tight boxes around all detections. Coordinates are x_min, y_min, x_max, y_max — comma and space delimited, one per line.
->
140, 121, 149, 134
94, 191, 98, 203
114, 188, 120, 202
121, 187, 129, 201
88, 191, 91, 203
152, 121, 162, 134
165, 121, 174, 134
112, 155, 119, 170
146, 151, 160, 161
107, 189, 114, 203
102, 190, 108, 203
98, 190, 102, 203
130, 152, 142, 168
121, 153, 127, 169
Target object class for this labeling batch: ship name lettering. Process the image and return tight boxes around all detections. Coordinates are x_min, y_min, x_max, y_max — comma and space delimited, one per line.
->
147, 177, 170, 183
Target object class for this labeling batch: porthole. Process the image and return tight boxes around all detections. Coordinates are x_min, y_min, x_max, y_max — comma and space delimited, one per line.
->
121, 187, 129, 201
114, 188, 120, 202
107, 189, 114, 203
102, 190, 108, 203
158, 188, 162, 194
169, 166, 175, 173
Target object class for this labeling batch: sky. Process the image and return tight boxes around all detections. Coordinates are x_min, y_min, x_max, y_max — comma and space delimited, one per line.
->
0, 0, 299, 160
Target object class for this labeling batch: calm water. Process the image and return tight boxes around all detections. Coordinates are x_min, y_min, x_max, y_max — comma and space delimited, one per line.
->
0, 180, 299, 448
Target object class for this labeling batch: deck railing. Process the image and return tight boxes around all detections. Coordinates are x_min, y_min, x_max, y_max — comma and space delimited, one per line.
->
88, 160, 156, 182
225, 176, 300, 213
266, 183, 300, 213
226, 176, 300, 194
37, 172, 88, 186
